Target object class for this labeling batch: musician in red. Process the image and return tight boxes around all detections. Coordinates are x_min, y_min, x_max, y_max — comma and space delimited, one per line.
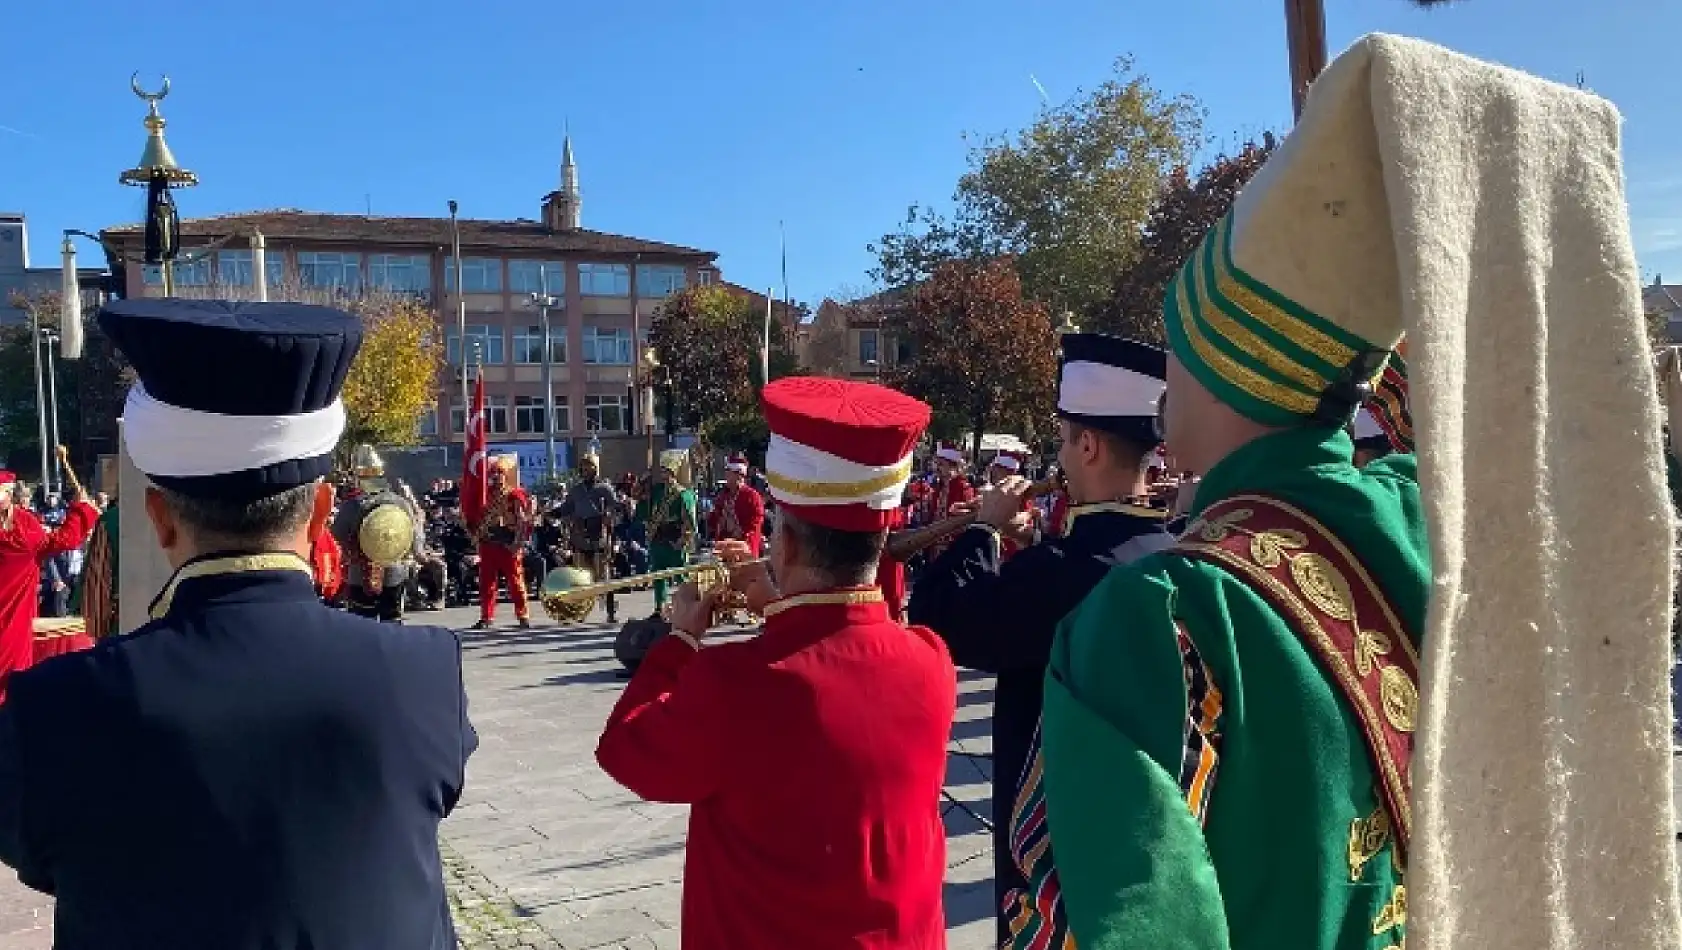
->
0, 461, 97, 702
922, 442, 975, 560
986, 452, 1039, 561
471, 455, 534, 630
310, 526, 344, 603
706, 453, 765, 556
597, 376, 954, 950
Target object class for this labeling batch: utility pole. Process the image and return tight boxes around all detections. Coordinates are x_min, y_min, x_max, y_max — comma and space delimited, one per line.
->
42, 329, 62, 495
449, 200, 468, 438
29, 306, 49, 499
1285, 0, 1328, 121
531, 270, 560, 484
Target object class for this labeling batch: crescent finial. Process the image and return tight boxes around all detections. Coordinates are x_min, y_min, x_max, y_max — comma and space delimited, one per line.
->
130, 72, 170, 103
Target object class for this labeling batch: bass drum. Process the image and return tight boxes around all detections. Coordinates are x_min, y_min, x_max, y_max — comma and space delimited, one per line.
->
614, 615, 671, 672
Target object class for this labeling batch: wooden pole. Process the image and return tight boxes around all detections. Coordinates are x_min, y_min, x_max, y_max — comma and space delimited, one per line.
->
1285, 0, 1328, 121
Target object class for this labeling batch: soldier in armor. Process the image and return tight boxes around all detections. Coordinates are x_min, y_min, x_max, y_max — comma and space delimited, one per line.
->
330, 445, 424, 623
555, 449, 624, 623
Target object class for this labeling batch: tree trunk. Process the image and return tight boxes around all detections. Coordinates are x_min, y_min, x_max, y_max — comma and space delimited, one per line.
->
971, 404, 989, 465
1285, 0, 1328, 121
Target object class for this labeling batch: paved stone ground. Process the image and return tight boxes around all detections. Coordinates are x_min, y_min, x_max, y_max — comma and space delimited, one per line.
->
0, 590, 997, 950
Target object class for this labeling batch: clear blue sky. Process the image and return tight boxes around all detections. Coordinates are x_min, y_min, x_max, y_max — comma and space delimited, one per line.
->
5, 0, 1680, 303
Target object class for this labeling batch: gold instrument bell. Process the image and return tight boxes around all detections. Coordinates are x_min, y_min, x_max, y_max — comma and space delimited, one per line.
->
540, 556, 761, 625
358, 502, 415, 566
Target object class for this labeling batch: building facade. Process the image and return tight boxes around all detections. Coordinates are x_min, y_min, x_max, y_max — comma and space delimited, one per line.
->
0, 213, 112, 327
101, 140, 718, 477
800, 291, 911, 380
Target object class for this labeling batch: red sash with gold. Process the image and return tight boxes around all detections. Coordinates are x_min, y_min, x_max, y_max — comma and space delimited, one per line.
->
1173, 493, 1420, 852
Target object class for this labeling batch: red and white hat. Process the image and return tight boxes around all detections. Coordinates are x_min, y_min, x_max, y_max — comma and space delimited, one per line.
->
725, 453, 749, 475
0, 470, 14, 492
990, 452, 1021, 473
762, 377, 931, 531
935, 441, 965, 464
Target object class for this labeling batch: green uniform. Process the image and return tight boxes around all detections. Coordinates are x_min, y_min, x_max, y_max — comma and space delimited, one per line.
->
635, 482, 696, 610
1011, 427, 1425, 950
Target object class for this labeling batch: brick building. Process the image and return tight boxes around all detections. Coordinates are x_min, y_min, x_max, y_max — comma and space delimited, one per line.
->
102, 138, 717, 477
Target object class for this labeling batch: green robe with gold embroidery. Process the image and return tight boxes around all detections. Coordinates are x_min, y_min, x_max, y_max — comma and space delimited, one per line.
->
1024, 427, 1426, 950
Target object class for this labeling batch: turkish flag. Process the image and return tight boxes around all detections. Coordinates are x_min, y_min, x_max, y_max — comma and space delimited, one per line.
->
461, 374, 488, 527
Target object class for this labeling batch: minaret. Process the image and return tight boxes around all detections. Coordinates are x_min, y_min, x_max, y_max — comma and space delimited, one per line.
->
554, 133, 581, 231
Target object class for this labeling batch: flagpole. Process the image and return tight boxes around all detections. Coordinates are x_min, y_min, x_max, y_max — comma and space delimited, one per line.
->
762, 287, 773, 392
449, 200, 468, 439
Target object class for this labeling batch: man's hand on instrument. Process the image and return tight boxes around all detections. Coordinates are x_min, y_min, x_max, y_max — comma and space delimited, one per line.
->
723, 555, 778, 615
712, 539, 755, 564
977, 476, 1034, 532
671, 580, 725, 639
947, 500, 978, 518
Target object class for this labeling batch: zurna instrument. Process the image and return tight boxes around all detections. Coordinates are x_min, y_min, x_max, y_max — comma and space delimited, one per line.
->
886, 476, 1057, 562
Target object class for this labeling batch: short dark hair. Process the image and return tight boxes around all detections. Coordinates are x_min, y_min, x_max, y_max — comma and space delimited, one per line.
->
776, 512, 886, 587
158, 482, 319, 544
1065, 420, 1152, 471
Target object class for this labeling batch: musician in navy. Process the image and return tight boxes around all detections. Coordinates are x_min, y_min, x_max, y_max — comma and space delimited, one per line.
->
0, 299, 476, 950
906, 333, 1175, 941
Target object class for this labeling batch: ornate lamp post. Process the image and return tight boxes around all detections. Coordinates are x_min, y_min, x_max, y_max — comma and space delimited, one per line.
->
638, 347, 662, 469
529, 274, 561, 483
117, 75, 198, 296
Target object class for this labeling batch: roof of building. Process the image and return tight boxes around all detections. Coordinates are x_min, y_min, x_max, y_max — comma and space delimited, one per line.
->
103, 209, 716, 261
1644, 281, 1682, 314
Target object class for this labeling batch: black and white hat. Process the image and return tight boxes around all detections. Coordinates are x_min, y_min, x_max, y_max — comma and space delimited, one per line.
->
98, 299, 363, 500
1056, 333, 1167, 447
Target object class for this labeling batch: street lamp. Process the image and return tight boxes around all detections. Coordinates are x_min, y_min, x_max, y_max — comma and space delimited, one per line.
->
1054, 310, 1080, 344
39, 328, 63, 496
529, 271, 560, 484
639, 347, 661, 469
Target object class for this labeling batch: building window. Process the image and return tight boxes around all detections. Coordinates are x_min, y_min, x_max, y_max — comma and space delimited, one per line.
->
217, 250, 254, 286
583, 326, 633, 365
450, 395, 510, 436
174, 254, 213, 287
858, 328, 880, 366
515, 395, 570, 434
636, 264, 687, 298
578, 263, 630, 297
141, 264, 162, 286
697, 269, 717, 287
445, 257, 502, 293
368, 253, 432, 293
512, 325, 566, 365
445, 325, 505, 365
298, 251, 363, 290
417, 407, 438, 437
585, 394, 627, 433
509, 260, 567, 296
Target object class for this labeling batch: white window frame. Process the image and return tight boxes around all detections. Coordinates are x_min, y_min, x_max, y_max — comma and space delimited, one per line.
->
512, 325, 567, 365
446, 325, 505, 366
368, 253, 433, 293
446, 257, 503, 293
578, 263, 630, 297
582, 326, 633, 365
508, 260, 567, 295
297, 251, 363, 290
636, 264, 687, 298
585, 394, 628, 433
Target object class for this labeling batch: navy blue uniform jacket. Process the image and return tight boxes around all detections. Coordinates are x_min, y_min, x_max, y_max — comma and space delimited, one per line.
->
906, 505, 1171, 934
0, 552, 476, 950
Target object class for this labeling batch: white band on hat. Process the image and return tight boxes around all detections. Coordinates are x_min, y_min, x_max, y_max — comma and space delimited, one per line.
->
123, 383, 346, 478
1353, 406, 1384, 439
992, 456, 1020, 471
764, 434, 912, 511
1058, 360, 1163, 419
936, 447, 964, 463
725, 461, 748, 474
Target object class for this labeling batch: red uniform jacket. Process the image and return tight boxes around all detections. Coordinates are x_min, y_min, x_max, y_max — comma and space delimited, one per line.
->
921, 475, 976, 560
0, 502, 97, 702
311, 528, 343, 600
597, 591, 956, 950
878, 507, 908, 623
706, 484, 766, 556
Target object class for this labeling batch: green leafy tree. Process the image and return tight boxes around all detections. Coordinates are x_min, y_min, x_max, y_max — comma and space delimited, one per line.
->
871, 57, 1202, 316
1098, 137, 1276, 343
650, 286, 798, 430
888, 258, 1058, 459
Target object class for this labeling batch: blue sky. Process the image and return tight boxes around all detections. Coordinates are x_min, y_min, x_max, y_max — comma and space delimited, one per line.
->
5, 0, 1680, 303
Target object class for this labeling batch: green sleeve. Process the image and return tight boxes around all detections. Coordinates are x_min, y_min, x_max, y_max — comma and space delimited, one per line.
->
682, 491, 698, 533
1041, 561, 1231, 950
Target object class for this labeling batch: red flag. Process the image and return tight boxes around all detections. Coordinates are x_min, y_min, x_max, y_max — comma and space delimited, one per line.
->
460, 374, 488, 527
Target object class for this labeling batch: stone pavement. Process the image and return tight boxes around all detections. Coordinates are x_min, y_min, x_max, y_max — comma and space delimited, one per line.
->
0, 590, 997, 950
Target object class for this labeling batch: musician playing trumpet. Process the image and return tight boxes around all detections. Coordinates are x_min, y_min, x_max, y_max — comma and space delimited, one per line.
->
905, 333, 1176, 944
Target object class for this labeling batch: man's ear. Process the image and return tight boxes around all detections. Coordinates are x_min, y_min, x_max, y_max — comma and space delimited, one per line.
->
143, 485, 178, 551
306, 481, 334, 540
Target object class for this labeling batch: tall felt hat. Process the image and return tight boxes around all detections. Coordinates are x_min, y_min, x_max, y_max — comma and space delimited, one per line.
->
762, 377, 930, 532
1057, 332, 1166, 447
934, 442, 964, 464
98, 299, 362, 500
1175, 35, 1677, 945
725, 452, 749, 475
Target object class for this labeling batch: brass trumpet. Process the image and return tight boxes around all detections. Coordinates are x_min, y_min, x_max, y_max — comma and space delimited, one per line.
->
540, 556, 767, 624
886, 476, 1058, 562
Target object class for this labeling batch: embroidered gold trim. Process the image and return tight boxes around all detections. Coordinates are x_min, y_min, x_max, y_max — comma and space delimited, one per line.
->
1066, 500, 1167, 531
148, 552, 315, 620
1380, 666, 1418, 733
1249, 528, 1306, 568
1347, 806, 1392, 882
1211, 216, 1362, 370
762, 587, 884, 619
1193, 226, 1331, 392
764, 459, 912, 501
1290, 551, 1356, 621
1372, 885, 1407, 935
1173, 267, 1320, 415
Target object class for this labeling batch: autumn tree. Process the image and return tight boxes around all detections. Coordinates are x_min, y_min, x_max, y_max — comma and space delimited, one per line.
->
649, 286, 798, 437
871, 57, 1201, 315
1096, 137, 1276, 343
888, 258, 1058, 459
339, 296, 444, 448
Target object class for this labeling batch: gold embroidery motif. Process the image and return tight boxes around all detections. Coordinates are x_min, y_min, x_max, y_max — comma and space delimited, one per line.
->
761, 588, 885, 619
1288, 551, 1355, 621
1347, 806, 1392, 882
1248, 528, 1307, 568
1380, 666, 1418, 733
763, 458, 912, 500
1211, 216, 1364, 371
1372, 884, 1407, 935
1172, 265, 1321, 415
1355, 630, 1393, 677
1187, 507, 1252, 543
148, 552, 315, 620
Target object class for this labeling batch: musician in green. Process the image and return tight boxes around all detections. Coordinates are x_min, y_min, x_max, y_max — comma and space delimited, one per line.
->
1009, 34, 1676, 950
634, 450, 697, 618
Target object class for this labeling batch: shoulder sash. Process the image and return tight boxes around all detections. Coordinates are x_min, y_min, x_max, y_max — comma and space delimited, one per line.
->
1173, 493, 1419, 852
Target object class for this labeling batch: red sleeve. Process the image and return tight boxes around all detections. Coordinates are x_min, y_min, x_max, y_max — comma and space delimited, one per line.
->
39, 502, 97, 557
596, 637, 733, 804
954, 479, 977, 505
740, 490, 765, 554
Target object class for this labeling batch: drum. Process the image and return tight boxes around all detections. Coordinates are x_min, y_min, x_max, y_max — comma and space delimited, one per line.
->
33, 616, 93, 663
